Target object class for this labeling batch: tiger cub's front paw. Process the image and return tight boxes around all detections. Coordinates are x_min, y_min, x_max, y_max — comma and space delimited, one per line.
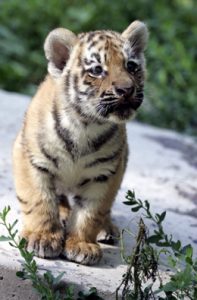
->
21, 226, 64, 258
63, 237, 102, 265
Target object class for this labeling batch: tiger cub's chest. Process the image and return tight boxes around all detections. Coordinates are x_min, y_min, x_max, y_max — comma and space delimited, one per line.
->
53, 121, 123, 189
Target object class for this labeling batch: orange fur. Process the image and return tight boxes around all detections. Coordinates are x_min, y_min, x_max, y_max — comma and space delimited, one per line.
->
13, 21, 148, 264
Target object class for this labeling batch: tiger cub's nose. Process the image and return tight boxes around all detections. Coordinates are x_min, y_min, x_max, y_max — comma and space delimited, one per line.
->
115, 85, 135, 97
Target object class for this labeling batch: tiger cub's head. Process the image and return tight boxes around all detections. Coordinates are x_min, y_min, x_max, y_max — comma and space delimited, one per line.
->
44, 21, 148, 123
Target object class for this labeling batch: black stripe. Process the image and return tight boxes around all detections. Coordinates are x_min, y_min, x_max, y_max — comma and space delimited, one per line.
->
87, 32, 96, 43
42, 219, 51, 228
79, 33, 86, 39
25, 143, 54, 175
80, 124, 118, 157
73, 195, 85, 208
78, 178, 91, 187
83, 79, 93, 86
30, 159, 51, 174
98, 210, 110, 217
77, 56, 82, 67
65, 70, 70, 88
52, 103, 76, 160
17, 195, 28, 205
23, 200, 43, 215
84, 58, 94, 66
73, 74, 79, 93
58, 194, 69, 205
39, 144, 58, 168
84, 85, 95, 95
90, 53, 101, 63
109, 169, 117, 175
81, 68, 86, 77
69, 102, 89, 126
23, 208, 33, 215
73, 74, 86, 108
98, 35, 105, 41
88, 40, 98, 50
65, 70, 71, 97
69, 101, 103, 126
85, 147, 121, 168
87, 88, 96, 99
91, 124, 118, 152
104, 44, 109, 51
73, 195, 82, 201
79, 91, 88, 96
94, 175, 109, 182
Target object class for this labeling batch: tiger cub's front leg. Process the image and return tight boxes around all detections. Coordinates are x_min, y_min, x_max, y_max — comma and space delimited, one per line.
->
63, 162, 124, 265
13, 140, 64, 258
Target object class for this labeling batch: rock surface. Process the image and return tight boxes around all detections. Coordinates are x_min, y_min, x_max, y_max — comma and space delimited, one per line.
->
0, 89, 197, 299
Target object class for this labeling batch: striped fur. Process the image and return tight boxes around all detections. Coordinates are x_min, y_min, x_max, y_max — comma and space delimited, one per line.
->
13, 21, 148, 265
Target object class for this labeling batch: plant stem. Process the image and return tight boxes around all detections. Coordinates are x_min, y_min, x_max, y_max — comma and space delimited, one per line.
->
116, 218, 146, 299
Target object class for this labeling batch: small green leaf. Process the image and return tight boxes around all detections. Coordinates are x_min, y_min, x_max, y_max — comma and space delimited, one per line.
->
161, 281, 177, 292
156, 241, 171, 247
168, 256, 177, 268
144, 283, 153, 294
19, 238, 27, 249
0, 235, 12, 242
186, 244, 193, 258
9, 242, 16, 248
181, 244, 193, 256
16, 271, 25, 279
127, 190, 135, 198
146, 235, 162, 244
131, 205, 142, 212
123, 201, 133, 205
44, 271, 53, 284
144, 200, 150, 210
185, 256, 193, 265
171, 240, 181, 251
9, 219, 18, 230
158, 211, 166, 223
0, 207, 10, 221
53, 272, 65, 285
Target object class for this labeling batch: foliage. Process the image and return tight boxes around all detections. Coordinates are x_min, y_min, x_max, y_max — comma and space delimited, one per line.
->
117, 190, 197, 299
1, 192, 197, 299
0, 0, 197, 133
0, 206, 103, 300
1, 196, 197, 300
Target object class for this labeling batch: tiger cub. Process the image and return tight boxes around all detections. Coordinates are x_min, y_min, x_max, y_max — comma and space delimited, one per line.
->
13, 21, 148, 265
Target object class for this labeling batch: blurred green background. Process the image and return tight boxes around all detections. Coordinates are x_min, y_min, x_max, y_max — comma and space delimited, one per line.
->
0, 0, 196, 134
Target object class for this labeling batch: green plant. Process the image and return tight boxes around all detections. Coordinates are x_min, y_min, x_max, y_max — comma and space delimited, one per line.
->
0, 206, 103, 300
116, 190, 197, 299
1, 192, 197, 300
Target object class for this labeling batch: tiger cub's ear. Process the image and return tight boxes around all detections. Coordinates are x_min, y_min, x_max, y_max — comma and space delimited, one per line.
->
44, 28, 78, 77
122, 21, 148, 54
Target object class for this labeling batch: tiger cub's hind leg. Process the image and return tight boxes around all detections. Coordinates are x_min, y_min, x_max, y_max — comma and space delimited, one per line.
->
13, 141, 64, 258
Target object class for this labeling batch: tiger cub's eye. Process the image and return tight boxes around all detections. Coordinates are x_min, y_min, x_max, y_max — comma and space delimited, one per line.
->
89, 65, 103, 76
127, 61, 138, 74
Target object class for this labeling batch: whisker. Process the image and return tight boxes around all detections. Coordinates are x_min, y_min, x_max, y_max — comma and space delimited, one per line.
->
100, 96, 118, 101
100, 100, 119, 105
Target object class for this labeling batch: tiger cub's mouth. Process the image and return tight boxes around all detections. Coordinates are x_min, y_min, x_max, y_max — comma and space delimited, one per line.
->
97, 94, 143, 120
